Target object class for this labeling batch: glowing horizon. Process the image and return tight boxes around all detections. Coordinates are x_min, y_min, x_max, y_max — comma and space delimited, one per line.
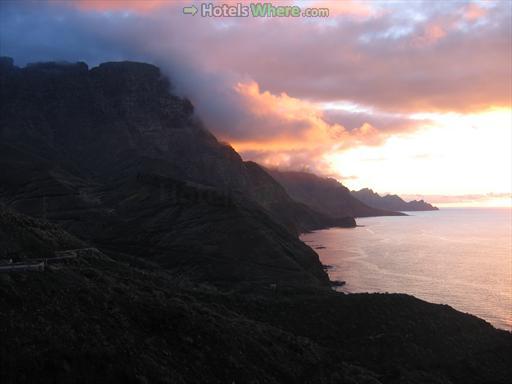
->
321, 108, 512, 206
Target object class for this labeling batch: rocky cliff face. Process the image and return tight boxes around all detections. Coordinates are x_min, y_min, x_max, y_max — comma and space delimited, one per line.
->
269, 169, 405, 218
352, 188, 439, 212
0, 58, 249, 187
0, 58, 336, 288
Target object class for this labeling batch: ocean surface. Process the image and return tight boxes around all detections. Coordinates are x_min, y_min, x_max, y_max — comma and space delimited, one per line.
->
301, 208, 512, 330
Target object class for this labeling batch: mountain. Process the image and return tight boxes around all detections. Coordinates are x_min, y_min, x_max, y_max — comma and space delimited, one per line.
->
269, 169, 405, 218
0, 57, 354, 235
0, 57, 339, 288
352, 188, 439, 212
244, 161, 356, 232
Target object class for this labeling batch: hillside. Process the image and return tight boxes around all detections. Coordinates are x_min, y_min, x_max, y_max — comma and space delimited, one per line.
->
1, 208, 511, 384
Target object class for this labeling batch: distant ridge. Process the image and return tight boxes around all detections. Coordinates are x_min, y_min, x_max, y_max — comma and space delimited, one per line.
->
268, 169, 405, 218
352, 188, 439, 212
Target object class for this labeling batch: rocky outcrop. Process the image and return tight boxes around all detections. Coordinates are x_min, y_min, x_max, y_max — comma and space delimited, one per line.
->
269, 169, 405, 218
352, 188, 439, 212
0, 59, 249, 188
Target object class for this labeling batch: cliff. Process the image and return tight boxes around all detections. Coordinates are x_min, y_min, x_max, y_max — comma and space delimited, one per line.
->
0, 58, 333, 288
352, 188, 439, 212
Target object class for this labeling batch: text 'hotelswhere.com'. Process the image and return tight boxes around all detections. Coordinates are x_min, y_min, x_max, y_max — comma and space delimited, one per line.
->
183, 2, 330, 17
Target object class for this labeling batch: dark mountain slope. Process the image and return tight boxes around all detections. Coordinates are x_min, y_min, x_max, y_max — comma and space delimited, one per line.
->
269, 169, 404, 218
0, 58, 351, 235
352, 188, 439, 211
244, 161, 356, 232
0, 143, 330, 288
93, 173, 331, 287
0, 209, 377, 384
0, 59, 342, 288
0, 58, 249, 187
0, 206, 85, 260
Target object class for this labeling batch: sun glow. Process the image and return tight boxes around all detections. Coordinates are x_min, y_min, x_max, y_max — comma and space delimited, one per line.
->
326, 108, 512, 206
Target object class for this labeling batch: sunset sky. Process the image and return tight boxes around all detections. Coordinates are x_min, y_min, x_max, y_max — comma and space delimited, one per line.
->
1, 0, 511, 206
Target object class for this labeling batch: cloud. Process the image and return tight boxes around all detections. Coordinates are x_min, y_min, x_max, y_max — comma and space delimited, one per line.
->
310, 0, 377, 18
0, 0, 510, 177
463, 2, 487, 22
224, 81, 429, 170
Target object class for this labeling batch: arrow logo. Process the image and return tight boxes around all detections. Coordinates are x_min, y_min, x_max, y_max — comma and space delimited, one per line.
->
183, 5, 198, 16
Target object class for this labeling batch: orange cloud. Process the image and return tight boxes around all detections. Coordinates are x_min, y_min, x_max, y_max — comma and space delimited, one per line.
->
227, 81, 345, 170
228, 81, 425, 172
420, 23, 447, 44
229, 81, 338, 168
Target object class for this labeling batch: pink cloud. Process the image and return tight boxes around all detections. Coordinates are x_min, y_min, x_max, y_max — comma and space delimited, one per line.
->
463, 2, 488, 21
310, 0, 377, 18
37, 0, 511, 115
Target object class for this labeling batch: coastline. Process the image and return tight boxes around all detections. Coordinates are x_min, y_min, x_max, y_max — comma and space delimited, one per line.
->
301, 209, 512, 331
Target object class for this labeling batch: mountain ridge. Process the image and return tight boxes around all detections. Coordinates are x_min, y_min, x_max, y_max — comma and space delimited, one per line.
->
352, 187, 439, 212
268, 169, 405, 218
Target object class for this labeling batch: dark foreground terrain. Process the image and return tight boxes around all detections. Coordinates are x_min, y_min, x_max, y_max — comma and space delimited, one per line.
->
0, 58, 511, 383
1, 208, 511, 384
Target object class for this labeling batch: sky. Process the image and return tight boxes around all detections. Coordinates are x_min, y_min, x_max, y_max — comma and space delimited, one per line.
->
1, 0, 511, 206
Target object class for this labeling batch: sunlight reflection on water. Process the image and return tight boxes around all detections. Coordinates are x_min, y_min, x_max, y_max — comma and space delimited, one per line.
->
302, 208, 512, 330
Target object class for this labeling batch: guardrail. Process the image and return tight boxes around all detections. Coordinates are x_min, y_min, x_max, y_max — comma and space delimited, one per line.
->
0, 261, 45, 272
0, 248, 97, 273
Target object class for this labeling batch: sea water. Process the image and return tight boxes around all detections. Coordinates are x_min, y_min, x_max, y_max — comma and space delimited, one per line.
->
301, 208, 512, 330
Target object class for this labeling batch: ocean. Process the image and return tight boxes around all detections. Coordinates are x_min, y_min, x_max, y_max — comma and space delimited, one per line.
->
301, 208, 512, 330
